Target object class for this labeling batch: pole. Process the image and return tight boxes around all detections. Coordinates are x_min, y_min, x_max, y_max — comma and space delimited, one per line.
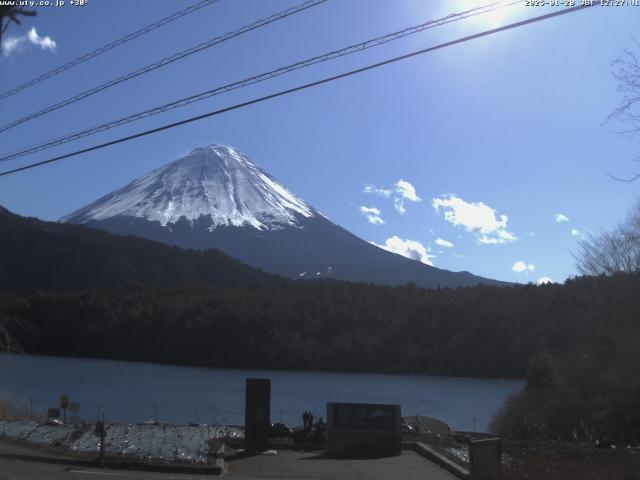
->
212, 406, 215, 426
154, 405, 158, 424
29, 400, 33, 420
97, 404, 100, 421
99, 413, 106, 462
280, 409, 283, 424
473, 417, 477, 433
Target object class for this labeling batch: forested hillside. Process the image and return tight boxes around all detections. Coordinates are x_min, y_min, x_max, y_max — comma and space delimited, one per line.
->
0, 206, 284, 290
2, 273, 637, 381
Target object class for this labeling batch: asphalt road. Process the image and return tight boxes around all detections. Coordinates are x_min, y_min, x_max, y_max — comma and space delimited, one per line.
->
0, 450, 459, 480
225, 450, 458, 480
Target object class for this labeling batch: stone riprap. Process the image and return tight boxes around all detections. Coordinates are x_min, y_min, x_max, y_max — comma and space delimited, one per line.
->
0, 420, 242, 463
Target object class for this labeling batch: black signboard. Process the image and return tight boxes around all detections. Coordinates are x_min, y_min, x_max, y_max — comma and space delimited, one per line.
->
47, 408, 60, 419
245, 378, 271, 451
326, 402, 401, 457
470, 438, 502, 480
332, 403, 397, 430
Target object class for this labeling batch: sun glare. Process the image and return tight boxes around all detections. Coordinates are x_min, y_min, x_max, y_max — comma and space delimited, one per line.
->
438, 0, 524, 30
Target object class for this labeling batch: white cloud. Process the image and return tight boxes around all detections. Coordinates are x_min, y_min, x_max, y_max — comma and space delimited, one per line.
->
364, 180, 421, 216
432, 194, 517, 245
2, 27, 57, 57
28, 27, 56, 51
363, 184, 391, 198
371, 236, 435, 266
395, 180, 421, 202
359, 206, 385, 225
435, 238, 454, 248
555, 213, 569, 223
512, 261, 535, 273
571, 228, 583, 238
537, 276, 553, 285
2, 36, 23, 56
478, 230, 517, 245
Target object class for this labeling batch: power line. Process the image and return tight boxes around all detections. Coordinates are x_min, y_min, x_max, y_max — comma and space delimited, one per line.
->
0, 0, 220, 102
0, 0, 327, 135
0, 3, 595, 179
0, 0, 522, 163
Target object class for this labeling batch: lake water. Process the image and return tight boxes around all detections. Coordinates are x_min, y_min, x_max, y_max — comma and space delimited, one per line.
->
0, 353, 524, 432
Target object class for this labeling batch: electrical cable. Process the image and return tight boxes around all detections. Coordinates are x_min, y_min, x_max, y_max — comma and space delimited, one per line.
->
0, 0, 221, 101
0, 0, 327, 134
0, 4, 595, 178
0, 0, 521, 163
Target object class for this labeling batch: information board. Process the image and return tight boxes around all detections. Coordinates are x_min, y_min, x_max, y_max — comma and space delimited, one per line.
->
332, 403, 397, 430
326, 402, 401, 457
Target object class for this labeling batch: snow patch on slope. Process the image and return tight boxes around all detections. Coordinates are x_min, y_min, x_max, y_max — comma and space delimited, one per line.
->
61, 145, 315, 230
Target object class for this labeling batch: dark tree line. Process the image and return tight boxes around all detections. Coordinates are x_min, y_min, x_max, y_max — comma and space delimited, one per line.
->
491, 319, 640, 444
2, 273, 639, 438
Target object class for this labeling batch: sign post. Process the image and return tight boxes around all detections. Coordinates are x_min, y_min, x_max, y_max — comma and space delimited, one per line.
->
94, 414, 106, 463
60, 394, 69, 422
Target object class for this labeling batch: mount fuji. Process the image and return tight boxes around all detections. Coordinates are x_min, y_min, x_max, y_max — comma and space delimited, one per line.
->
62, 145, 503, 288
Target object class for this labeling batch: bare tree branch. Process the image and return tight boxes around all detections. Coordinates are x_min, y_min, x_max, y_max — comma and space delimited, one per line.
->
606, 172, 640, 182
0, 6, 37, 50
606, 35, 640, 181
0, 315, 38, 353
575, 202, 640, 275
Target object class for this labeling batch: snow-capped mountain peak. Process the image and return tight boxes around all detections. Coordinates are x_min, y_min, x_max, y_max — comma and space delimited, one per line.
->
61, 144, 315, 230
61, 143, 505, 288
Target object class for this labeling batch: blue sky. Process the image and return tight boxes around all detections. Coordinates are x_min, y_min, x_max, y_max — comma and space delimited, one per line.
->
0, 0, 638, 284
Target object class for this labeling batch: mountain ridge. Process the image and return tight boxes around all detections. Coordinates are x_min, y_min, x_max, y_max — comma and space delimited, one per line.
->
0, 206, 285, 292
62, 144, 508, 288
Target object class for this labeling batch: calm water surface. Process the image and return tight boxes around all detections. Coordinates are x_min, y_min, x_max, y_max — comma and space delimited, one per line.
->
0, 353, 523, 431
